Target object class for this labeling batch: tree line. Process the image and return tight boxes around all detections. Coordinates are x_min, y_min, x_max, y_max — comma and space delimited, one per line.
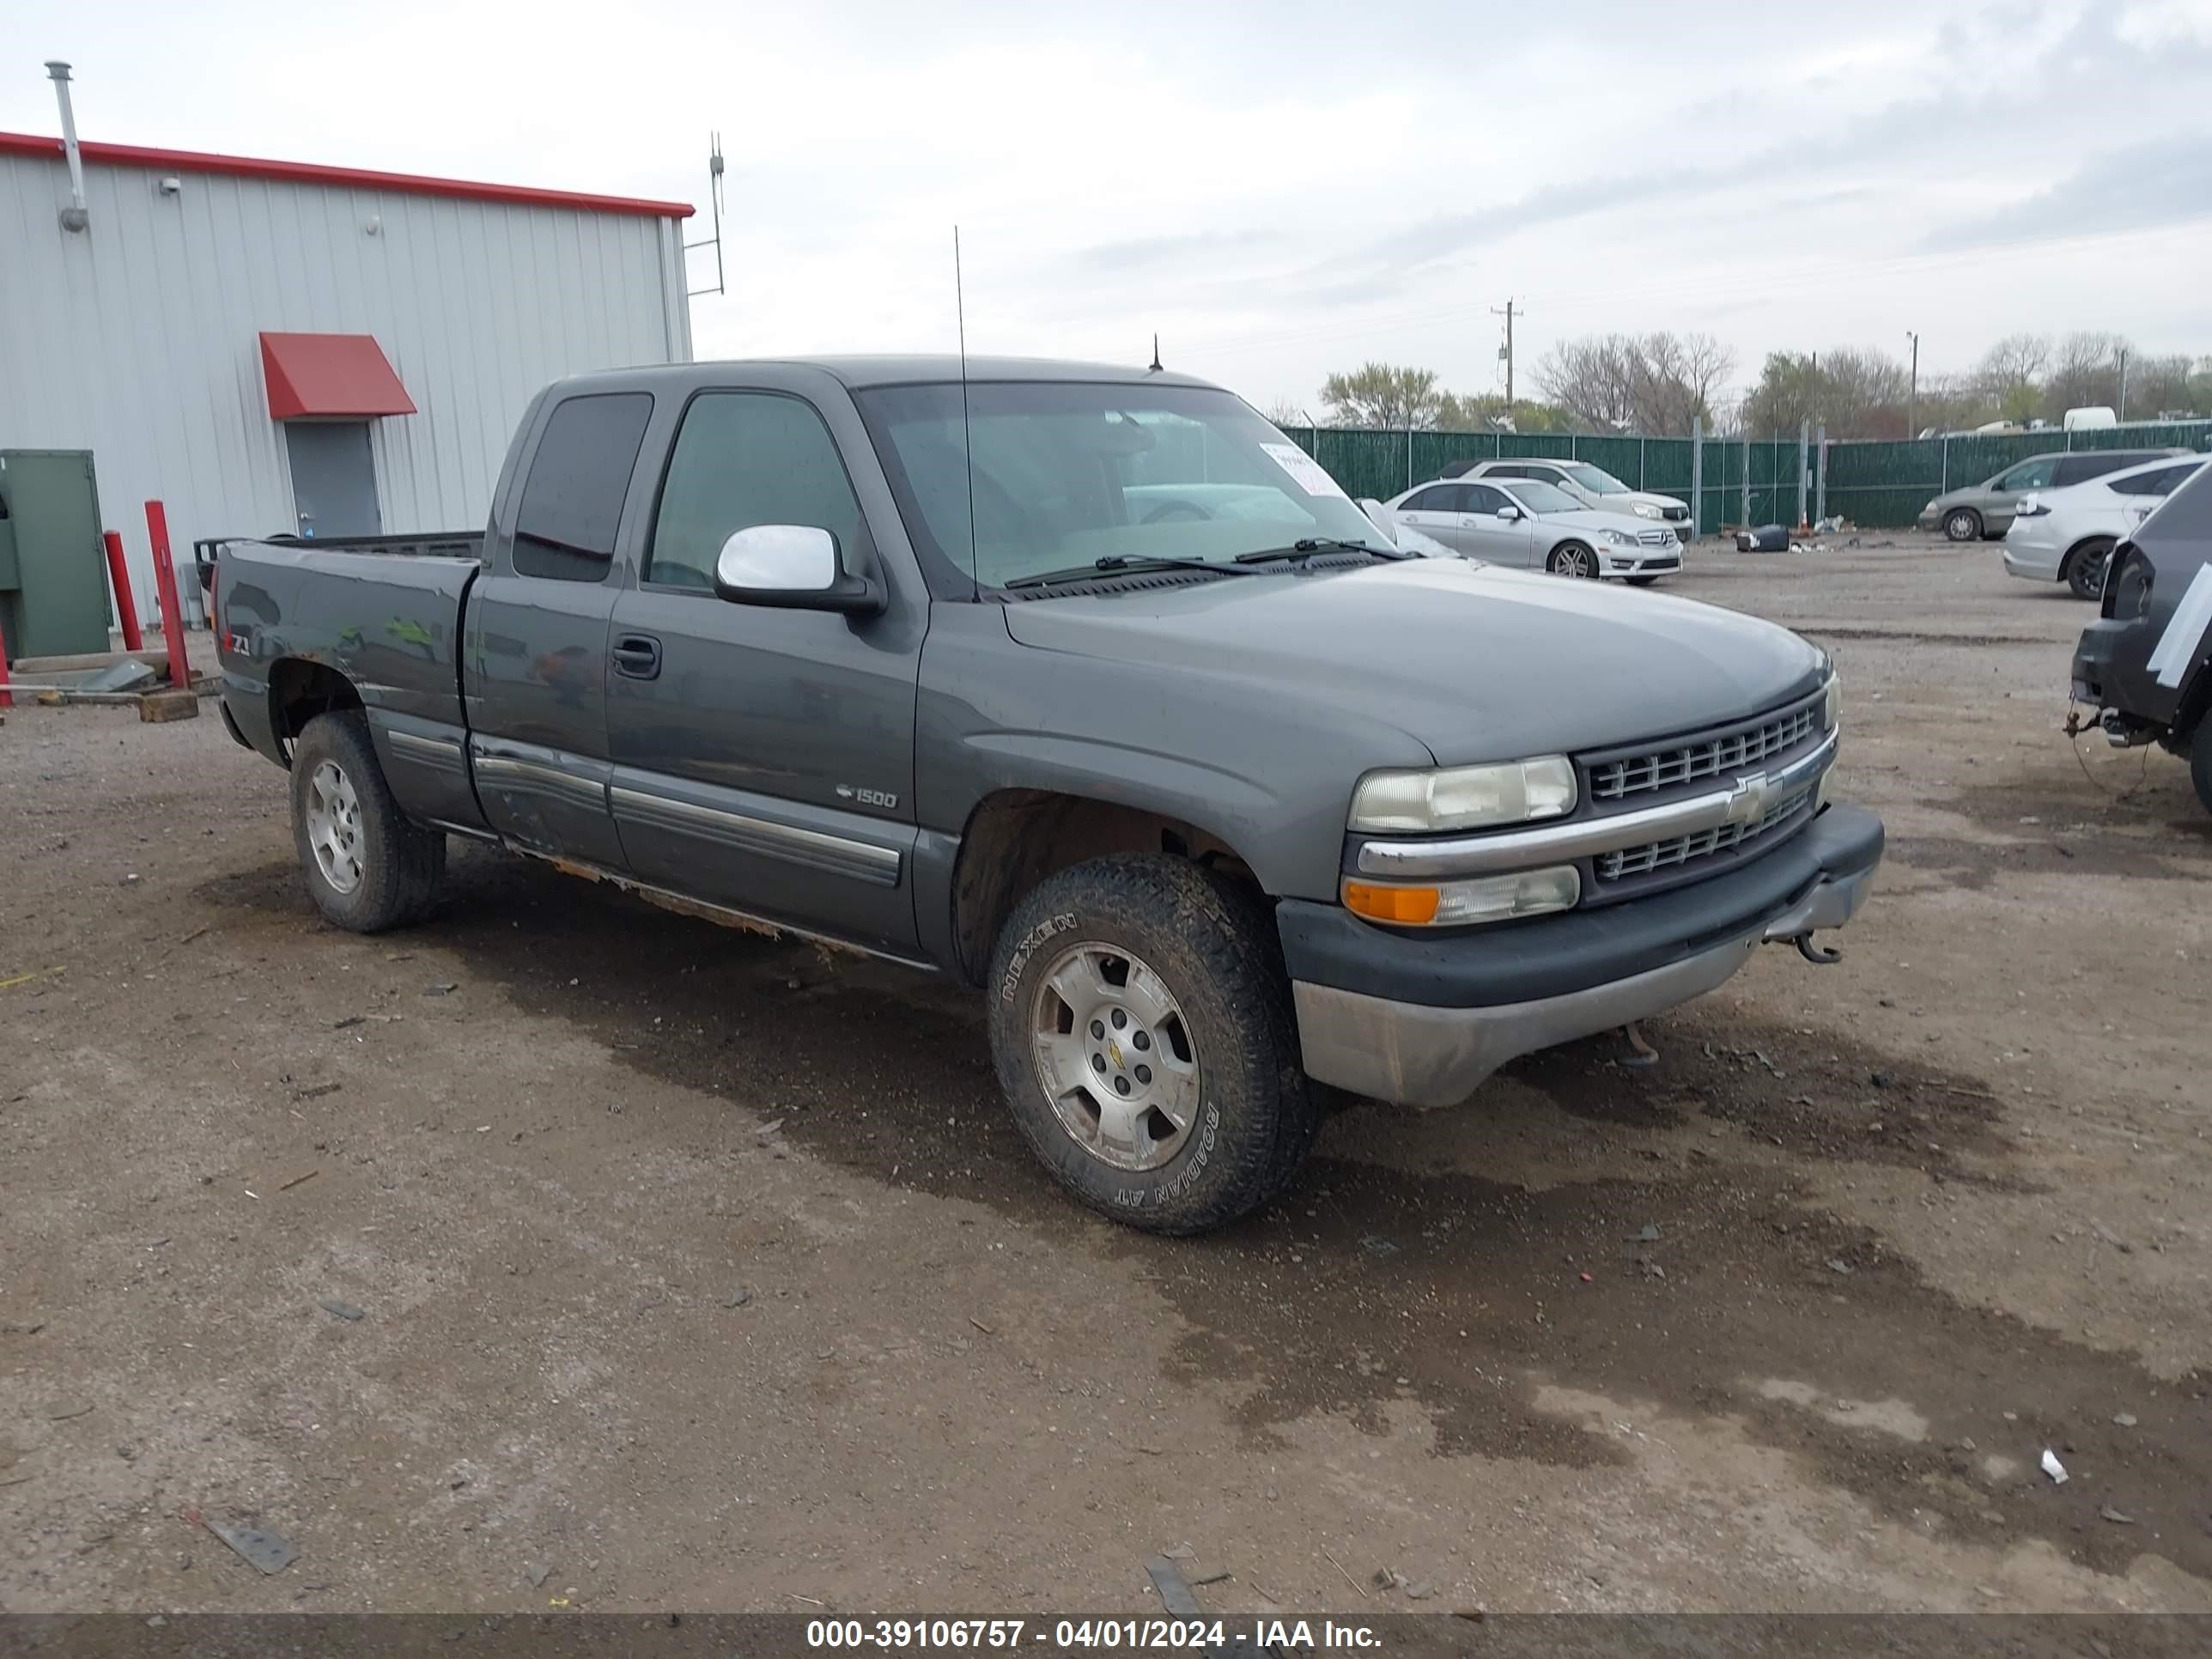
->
1282, 333, 2212, 441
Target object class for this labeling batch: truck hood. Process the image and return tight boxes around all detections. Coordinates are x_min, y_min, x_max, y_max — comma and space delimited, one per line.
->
1001, 559, 1824, 763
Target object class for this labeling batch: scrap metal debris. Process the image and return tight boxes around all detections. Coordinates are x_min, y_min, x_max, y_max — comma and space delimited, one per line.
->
202, 1516, 298, 1575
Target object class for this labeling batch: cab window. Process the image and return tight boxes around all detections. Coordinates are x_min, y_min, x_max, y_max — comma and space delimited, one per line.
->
513, 393, 653, 581
647, 392, 867, 590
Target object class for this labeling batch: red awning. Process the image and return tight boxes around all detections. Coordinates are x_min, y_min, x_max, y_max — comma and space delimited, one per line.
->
259, 332, 416, 420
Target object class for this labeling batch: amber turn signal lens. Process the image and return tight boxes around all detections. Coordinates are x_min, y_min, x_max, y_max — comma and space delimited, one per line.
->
1342, 881, 1441, 924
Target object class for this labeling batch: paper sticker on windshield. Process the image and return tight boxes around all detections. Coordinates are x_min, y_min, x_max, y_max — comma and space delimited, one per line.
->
1261, 442, 1349, 500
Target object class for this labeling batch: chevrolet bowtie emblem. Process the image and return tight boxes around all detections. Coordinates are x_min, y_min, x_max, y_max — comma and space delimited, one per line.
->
1725, 771, 1770, 825
1108, 1039, 1124, 1068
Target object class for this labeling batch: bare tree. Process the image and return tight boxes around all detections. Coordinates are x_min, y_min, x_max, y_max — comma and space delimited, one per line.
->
2040, 331, 2130, 419
1534, 332, 1735, 434
2126, 353, 2207, 418
1974, 332, 2051, 422
1261, 398, 1312, 429
1741, 347, 1912, 438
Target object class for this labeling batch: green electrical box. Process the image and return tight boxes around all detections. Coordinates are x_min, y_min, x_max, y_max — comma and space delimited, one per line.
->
0, 450, 110, 665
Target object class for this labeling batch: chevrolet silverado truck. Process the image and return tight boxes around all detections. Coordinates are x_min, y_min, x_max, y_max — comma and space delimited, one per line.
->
214, 357, 1884, 1234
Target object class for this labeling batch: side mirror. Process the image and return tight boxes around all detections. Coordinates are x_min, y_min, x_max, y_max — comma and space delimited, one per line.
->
713, 525, 884, 615
1496, 505, 1522, 521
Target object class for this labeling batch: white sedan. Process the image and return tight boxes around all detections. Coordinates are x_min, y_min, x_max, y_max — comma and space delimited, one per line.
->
2003, 453, 2208, 600
1382, 476, 1682, 583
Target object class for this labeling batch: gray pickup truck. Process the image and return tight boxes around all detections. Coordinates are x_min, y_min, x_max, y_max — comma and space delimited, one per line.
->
214, 356, 1883, 1234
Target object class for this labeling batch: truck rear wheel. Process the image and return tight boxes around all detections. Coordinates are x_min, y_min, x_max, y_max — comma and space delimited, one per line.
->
290, 711, 446, 933
985, 854, 1321, 1235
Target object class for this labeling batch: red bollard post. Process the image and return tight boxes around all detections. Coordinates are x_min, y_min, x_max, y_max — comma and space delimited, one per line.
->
144, 501, 191, 690
103, 531, 144, 652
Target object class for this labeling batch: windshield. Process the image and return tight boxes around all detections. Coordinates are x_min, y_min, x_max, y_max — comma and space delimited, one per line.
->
1562, 463, 1631, 495
1503, 479, 1582, 514
854, 382, 1379, 591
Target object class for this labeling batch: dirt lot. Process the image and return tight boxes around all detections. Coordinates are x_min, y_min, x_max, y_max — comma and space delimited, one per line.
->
3, 535, 2208, 1617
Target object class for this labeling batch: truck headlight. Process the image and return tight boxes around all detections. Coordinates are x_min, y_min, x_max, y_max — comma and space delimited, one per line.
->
1632, 502, 1663, 520
1350, 756, 1577, 833
1344, 866, 1581, 927
1822, 671, 1842, 731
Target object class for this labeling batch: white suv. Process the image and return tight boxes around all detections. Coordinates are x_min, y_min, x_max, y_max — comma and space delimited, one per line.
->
1449, 458, 1692, 532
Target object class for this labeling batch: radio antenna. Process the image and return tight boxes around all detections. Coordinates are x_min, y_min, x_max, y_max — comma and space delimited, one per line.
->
1148, 332, 1163, 373
684, 133, 726, 298
954, 226, 978, 593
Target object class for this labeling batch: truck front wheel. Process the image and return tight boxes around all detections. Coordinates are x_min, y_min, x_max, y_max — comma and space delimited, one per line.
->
289, 711, 446, 933
985, 854, 1321, 1235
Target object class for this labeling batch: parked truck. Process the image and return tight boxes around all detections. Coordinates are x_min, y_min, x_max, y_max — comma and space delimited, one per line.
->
214, 357, 1884, 1234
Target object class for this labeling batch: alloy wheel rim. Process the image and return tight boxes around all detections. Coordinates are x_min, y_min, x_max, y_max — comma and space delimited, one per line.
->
1029, 941, 1200, 1172
307, 761, 365, 895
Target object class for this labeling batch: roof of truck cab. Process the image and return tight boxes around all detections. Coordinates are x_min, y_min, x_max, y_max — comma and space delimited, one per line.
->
554, 356, 1225, 392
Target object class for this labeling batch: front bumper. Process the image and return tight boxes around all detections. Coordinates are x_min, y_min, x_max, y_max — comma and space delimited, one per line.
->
1600, 546, 1682, 577
1282, 804, 1884, 1108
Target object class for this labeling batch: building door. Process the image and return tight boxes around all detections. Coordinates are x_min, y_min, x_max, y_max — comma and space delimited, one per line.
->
284, 422, 381, 538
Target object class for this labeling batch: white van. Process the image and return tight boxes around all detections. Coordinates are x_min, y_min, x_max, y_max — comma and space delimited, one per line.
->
2063, 406, 2118, 431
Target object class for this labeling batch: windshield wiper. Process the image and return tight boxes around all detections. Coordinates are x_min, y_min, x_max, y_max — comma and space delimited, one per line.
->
1234, 538, 1412, 565
1003, 556, 1262, 590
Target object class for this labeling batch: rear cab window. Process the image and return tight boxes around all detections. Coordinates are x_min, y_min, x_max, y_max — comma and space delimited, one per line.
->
512, 393, 654, 581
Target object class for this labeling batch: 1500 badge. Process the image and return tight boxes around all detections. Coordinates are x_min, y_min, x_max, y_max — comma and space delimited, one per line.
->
835, 784, 899, 811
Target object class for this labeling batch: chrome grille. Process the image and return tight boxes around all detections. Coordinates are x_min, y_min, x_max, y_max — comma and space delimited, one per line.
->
1596, 786, 1815, 882
1636, 529, 1674, 546
1589, 701, 1820, 802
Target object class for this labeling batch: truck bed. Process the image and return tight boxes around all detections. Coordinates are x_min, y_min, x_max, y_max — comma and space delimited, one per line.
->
214, 537, 483, 811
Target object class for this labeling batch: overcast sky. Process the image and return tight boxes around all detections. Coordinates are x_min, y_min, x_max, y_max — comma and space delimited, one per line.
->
10, 0, 2212, 412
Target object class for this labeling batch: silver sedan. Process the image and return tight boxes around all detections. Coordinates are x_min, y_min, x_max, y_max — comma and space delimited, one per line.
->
1383, 476, 1683, 583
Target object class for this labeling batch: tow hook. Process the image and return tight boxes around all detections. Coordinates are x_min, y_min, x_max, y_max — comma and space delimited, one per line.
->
1794, 934, 1841, 965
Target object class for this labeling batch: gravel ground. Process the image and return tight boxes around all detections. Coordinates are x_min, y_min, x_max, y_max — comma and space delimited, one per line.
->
1, 534, 2208, 1616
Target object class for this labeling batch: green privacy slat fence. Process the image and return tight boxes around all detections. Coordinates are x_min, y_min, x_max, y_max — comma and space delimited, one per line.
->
1279, 421, 2212, 529
1280, 428, 1703, 507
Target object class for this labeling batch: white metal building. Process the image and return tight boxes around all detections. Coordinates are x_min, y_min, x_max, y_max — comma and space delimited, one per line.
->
0, 117, 694, 623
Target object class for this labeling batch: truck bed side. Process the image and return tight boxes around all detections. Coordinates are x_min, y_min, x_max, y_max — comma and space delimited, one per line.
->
216, 538, 489, 836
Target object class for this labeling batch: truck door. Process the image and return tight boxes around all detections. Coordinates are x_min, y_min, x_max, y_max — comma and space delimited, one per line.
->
605, 386, 926, 957
462, 391, 655, 870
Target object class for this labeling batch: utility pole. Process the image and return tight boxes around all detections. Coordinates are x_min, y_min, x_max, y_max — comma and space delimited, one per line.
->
2118, 347, 2130, 421
1905, 331, 1919, 440
1492, 300, 1516, 408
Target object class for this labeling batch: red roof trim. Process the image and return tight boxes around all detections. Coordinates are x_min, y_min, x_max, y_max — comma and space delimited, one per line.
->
0, 130, 695, 220
261, 332, 418, 421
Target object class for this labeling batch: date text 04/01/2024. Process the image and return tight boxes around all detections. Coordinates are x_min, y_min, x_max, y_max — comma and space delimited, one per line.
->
805, 1620, 1383, 1650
